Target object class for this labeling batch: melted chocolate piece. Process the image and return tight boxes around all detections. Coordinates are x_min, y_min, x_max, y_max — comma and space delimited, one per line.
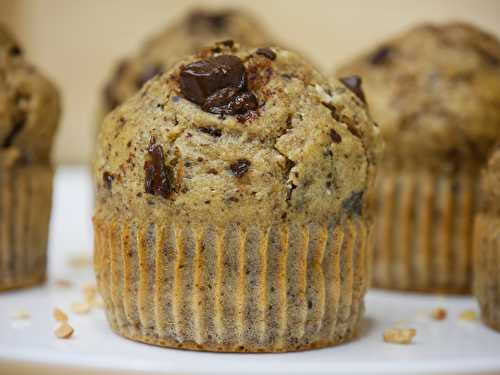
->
144, 137, 174, 198
370, 46, 393, 65
199, 126, 222, 137
230, 159, 251, 177
136, 64, 164, 88
330, 129, 342, 143
342, 191, 364, 215
180, 54, 258, 116
9, 45, 22, 56
256, 47, 276, 60
339, 75, 366, 103
102, 172, 114, 190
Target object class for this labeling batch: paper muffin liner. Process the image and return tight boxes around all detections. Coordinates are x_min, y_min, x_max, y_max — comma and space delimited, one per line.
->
0, 163, 53, 291
372, 169, 479, 294
474, 214, 500, 331
93, 216, 370, 352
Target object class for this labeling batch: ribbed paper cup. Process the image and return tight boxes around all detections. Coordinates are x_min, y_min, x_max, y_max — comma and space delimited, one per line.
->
474, 214, 500, 331
372, 169, 479, 294
0, 163, 53, 291
94, 216, 370, 352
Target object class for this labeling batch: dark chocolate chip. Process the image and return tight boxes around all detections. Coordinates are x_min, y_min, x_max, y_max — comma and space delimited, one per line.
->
102, 172, 114, 190
330, 129, 342, 143
339, 75, 366, 103
199, 127, 222, 137
3, 118, 25, 148
256, 47, 276, 60
144, 137, 175, 199
9, 45, 22, 56
180, 55, 246, 105
236, 109, 258, 123
342, 191, 364, 216
476, 47, 499, 66
136, 64, 164, 88
220, 40, 234, 48
203, 89, 258, 115
370, 46, 393, 65
230, 159, 251, 177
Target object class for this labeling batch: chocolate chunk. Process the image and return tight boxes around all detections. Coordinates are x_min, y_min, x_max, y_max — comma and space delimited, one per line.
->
476, 47, 499, 66
180, 55, 246, 105
342, 191, 364, 215
230, 159, 251, 177
330, 129, 342, 143
220, 40, 234, 48
339, 75, 366, 103
102, 172, 114, 190
9, 45, 22, 56
3, 118, 25, 148
188, 11, 230, 32
136, 64, 164, 88
203, 90, 258, 115
256, 47, 276, 60
144, 137, 174, 199
199, 127, 222, 137
370, 46, 393, 65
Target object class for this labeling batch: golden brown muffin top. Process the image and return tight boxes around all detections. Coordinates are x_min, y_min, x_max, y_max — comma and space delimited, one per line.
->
0, 24, 61, 163
337, 22, 500, 172
480, 144, 500, 215
101, 8, 274, 115
94, 43, 381, 227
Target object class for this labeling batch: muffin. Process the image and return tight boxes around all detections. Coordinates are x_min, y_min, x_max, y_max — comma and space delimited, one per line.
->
0, 25, 61, 291
101, 8, 274, 116
475, 145, 500, 331
93, 42, 381, 352
337, 23, 500, 294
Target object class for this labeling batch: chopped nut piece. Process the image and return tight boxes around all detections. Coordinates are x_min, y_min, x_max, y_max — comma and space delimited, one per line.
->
53, 308, 68, 322
67, 255, 92, 268
82, 284, 97, 303
383, 328, 416, 344
459, 310, 477, 321
432, 308, 447, 320
71, 302, 90, 315
54, 279, 73, 288
11, 309, 30, 320
54, 322, 74, 339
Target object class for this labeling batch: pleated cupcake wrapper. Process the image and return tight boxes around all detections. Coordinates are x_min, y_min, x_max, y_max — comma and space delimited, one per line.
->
474, 214, 500, 331
94, 217, 370, 352
372, 170, 479, 294
0, 164, 53, 291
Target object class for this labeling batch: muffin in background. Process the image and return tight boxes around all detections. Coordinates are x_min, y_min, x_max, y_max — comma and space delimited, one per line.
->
475, 145, 500, 331
0, 25, 61, 291
337, 22, 500, 294
100, 8, 274, 117
93, 42, 381, 352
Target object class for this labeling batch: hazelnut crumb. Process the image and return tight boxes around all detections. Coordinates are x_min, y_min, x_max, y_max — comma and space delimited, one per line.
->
71, 302, 91, 315
459, 310, 477, 321
11, 309, 31, 320
54, 279, 73, 288
383, 328, 416, 345
53, 308, 68, 322
54, 322, 74, 339
432, 308, 447, 321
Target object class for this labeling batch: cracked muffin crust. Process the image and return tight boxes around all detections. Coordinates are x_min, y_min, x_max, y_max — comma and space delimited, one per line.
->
94, 42, 381, 352
100, 8, 273, 117
0, 24, 61, 291
337, 22, 500, 293
475, 145, 500, 331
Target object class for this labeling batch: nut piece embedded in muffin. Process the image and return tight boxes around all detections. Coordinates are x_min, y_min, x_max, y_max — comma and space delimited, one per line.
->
474, 145, 500, 332
94, 42, 381, 352
336, 22, 500, 294
0, 24, 61, 291
101, 8, 274, 116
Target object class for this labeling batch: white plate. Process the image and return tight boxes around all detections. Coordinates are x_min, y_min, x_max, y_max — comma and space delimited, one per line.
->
1, 166, 499, 375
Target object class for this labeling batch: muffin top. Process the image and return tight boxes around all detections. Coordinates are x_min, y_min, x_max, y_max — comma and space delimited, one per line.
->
480, 144, 500, 215
0, 24, 60, 163
102, 8, 273, 115
336, 22, 500, 172
95, 42, 381, 227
